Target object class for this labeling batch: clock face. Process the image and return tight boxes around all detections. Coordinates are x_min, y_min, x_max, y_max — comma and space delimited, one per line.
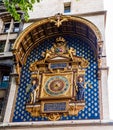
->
45, 76, 69, 96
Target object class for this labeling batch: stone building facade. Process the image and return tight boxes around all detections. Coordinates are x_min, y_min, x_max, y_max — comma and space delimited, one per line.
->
0, 0, 112, 129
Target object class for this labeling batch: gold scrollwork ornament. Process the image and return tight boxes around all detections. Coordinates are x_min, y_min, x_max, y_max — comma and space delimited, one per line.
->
46, 113, 62, 121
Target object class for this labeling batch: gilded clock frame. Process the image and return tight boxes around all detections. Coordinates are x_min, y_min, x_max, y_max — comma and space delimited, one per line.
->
40, 72, 73, 99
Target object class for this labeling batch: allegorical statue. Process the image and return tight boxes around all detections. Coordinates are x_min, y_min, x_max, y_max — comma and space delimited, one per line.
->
26, 78, 39, 104
76, 76, 86, 101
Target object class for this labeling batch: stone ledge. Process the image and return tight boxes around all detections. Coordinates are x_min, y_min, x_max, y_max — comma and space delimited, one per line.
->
0, 120, 113, 128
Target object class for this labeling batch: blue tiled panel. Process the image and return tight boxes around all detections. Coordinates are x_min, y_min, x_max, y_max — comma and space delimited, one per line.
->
13, 36, 100, 122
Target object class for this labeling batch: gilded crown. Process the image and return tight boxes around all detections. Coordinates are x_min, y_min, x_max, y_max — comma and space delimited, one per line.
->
56, 37, 66, 43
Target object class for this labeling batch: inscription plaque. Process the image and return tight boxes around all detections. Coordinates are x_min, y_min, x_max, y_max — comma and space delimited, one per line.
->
50, 63, 67, 69
41, 100, 68, 113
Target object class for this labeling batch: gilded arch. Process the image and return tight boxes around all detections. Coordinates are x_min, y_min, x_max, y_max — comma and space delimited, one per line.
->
12, 15, 103, 83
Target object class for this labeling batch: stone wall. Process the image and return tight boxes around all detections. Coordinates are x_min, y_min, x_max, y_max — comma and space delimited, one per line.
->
28, 0, 104, 19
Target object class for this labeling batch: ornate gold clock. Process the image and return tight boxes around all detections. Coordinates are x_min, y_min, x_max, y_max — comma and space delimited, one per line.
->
26, 37, 89, 121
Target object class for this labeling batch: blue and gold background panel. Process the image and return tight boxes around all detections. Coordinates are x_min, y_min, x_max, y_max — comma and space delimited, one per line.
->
13, 36, 100, 122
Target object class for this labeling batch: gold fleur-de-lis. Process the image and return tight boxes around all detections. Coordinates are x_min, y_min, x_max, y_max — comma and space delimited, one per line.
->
50, 13, 68, 27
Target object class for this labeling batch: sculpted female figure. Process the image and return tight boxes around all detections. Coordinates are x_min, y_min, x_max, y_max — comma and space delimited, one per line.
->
76, 77, 86, 101
26, 78, 39, 104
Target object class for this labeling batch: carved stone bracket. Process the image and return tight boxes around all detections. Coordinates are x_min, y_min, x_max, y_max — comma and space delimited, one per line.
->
69, 102, 85, 116
26, 105, 41, 117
